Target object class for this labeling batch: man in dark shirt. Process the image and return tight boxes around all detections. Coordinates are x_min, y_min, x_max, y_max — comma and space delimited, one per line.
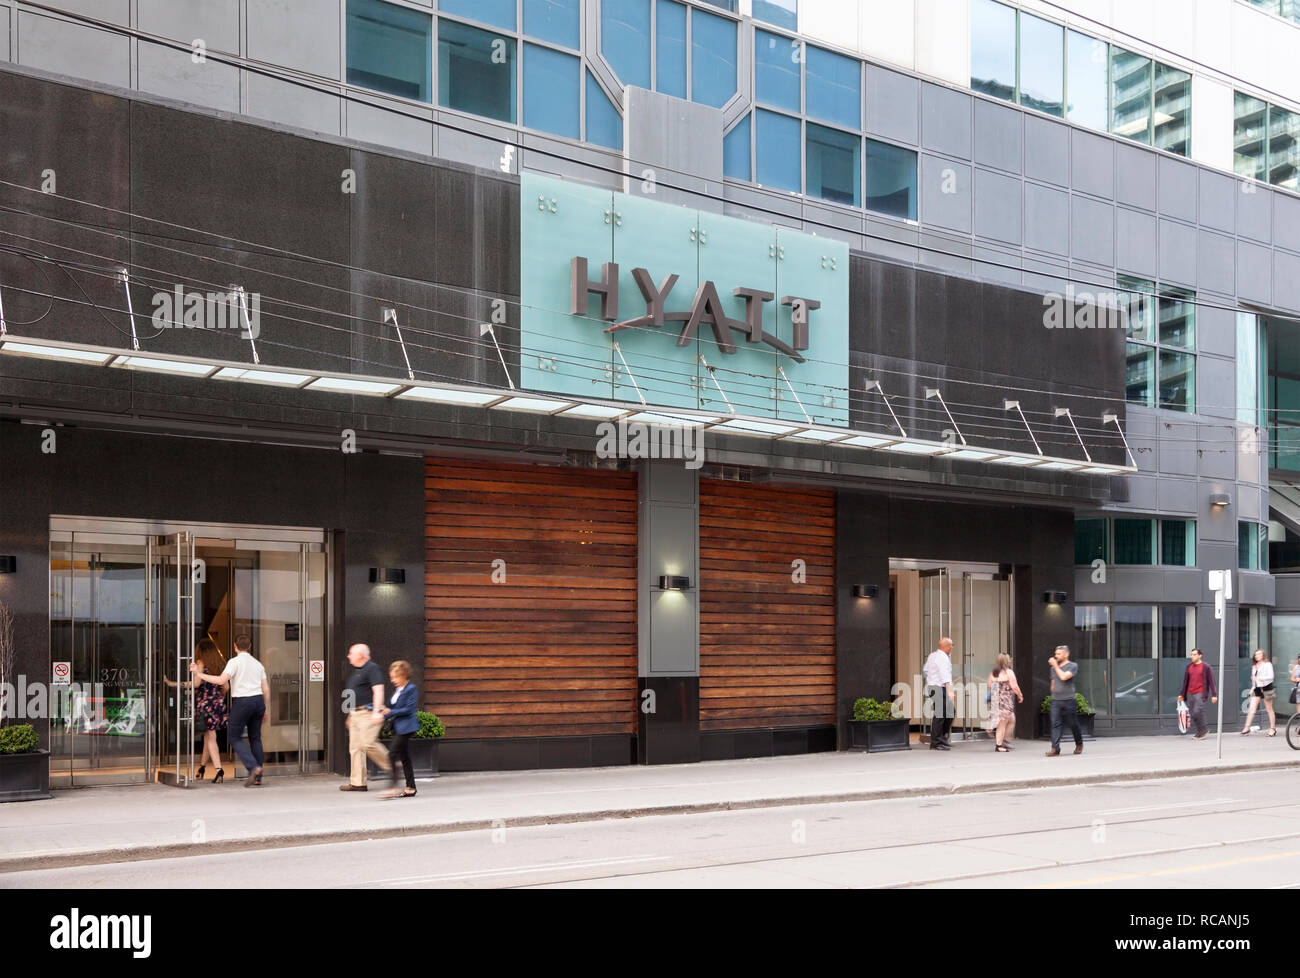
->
1045, 645, 1083, 756
1177, 648, 1217, 740
340, 643, 392, 791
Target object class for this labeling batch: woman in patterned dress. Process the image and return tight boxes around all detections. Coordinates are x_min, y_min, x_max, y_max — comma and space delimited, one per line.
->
193, 639, 229, 781
987, 653, 1023, 753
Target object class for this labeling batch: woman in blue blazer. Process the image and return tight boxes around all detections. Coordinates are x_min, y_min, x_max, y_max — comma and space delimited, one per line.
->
379, 660, 419, 798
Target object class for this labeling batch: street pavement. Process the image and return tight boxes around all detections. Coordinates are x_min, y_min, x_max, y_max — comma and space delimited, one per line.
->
2, 730, 1297, 875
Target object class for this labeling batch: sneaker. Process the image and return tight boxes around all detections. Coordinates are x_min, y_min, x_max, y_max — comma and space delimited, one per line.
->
339, 784, 367, 792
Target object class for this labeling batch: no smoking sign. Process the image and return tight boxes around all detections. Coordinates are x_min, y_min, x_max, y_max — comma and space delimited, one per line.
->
309, 660, 324, 682
52, 661, 71, 685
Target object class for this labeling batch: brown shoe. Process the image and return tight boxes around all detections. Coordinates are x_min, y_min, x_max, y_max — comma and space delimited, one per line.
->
1044, 749, 1060, 756
1073, 746, 1083, 754
339, 783, 367, 792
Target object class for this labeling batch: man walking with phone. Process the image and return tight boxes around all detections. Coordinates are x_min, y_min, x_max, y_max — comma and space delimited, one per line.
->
1045, 645, 1083, 756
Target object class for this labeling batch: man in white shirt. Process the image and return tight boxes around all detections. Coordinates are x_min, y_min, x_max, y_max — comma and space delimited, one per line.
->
192, 633, 269, 787
923, 637, 956, 750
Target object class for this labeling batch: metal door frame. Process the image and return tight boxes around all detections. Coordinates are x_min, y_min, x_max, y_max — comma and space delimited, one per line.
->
148, 531, 197, 787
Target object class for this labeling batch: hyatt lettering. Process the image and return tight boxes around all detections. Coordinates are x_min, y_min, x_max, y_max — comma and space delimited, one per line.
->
570, 257, 819, 363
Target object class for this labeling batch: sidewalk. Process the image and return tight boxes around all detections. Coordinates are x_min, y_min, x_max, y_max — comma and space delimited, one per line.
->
3, 733, 1297, 872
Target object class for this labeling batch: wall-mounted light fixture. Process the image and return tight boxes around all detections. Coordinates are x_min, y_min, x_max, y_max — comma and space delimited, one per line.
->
852, 584, 879, 599
1043, 590, 1068, 605
369, 567, 405, 585
1209, 492, 1231, 509
0, 556, 15, 574
658, 575, 691, 591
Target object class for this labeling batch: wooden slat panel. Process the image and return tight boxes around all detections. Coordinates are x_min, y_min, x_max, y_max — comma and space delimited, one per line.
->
425, 457, 637, 738
698, 479, 836, 732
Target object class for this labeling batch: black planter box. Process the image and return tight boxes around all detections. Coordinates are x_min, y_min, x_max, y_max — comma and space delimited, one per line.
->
0, 749, 51, 802
848, 718, 911, 752
1037, 711, 1096, 741
368, 738, 441, 778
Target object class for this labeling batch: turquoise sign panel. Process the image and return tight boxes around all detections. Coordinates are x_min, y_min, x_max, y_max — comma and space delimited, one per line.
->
520, 171, 849, 424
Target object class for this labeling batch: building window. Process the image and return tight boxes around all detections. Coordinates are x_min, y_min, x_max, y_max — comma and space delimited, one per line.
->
753, 0, 797, 31
1240, 521, 1268, 570
1110, 48, 1152, 144
691, 8, 737, 108
1154, 63, 1191, 157
1240, 607, 1270, 703
1113, 605, 1157, 715
1122, 277, 1196, 413
1158, 606, 1196, 714
1074, 518, 1108, 565
970, 0, 1016, 102
1018, 11, 1064, 117
756, 109, 800, 192
1245, 0, 1300, 24
1077, 517, 1195, 567
585, 70, 622, 149
601, 0, 651, 90
865, 139, 917, 221
1079, 604, 1201, 717
346, 0, 433, 103
1114, 518, 1155, 565
438, 19, 517, 123
805, 44, 860, 130
523, 44, 580, 139
1236, 92, 1300, 191
1160, 519, 1196, 567
1066, 30, 1108, 130
655, 0, 687, 98
1074, 605, 1110, 717
805, 123, 859, 206
524, 0, 580, 49
440, 0, 515, 32
755, 28, 800, 112
723, 115, 750, 180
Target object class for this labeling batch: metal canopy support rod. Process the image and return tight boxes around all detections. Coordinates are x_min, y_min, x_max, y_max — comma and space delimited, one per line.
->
777, 366, 811, 424
1103, 412, 1137, 468
700, 355, 736, 415
480, 323, 516, 390
1004, 400, 1042, 455
120, 268, 139, 351
924, 388, 966, 445
1054, 407, 1092, 463
0, 276, 6, 337
235, 286, 260, 366
612, 341, 646, 406
382, 306, 416, 381
865, 379, 906, 438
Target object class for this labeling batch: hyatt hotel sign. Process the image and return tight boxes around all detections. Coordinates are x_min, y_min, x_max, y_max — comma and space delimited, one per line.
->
520, 172, 849, 425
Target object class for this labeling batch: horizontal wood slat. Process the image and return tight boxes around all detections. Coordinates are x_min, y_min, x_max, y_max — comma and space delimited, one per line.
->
425, 457, 637, 738
699, 479, 836, 732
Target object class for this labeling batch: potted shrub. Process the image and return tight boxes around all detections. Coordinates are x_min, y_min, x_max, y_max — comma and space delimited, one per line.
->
848, 697, 911, 752
0, 723, 50, 802
1037, 694, 1096, 740
373, 710, 446, 778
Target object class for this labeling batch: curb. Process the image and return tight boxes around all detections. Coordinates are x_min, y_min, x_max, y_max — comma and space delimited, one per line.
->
4, 756, 1297, 874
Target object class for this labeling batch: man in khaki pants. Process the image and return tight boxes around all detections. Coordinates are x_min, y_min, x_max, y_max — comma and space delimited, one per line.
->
340, 643, 391, 791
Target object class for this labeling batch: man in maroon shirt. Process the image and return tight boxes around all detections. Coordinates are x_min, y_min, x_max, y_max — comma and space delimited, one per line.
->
1178, 648, 1218, 740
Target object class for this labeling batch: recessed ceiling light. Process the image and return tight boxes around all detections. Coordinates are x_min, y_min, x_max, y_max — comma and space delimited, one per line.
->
1, 341, 114, 365
212, 366, 313, 387
112, 355, 216, 376
396, 386, 505, 405
307, 377, 403, 395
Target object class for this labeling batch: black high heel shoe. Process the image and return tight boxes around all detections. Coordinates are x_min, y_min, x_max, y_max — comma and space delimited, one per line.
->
213, 768, 224, 784
196, 765, 206, 781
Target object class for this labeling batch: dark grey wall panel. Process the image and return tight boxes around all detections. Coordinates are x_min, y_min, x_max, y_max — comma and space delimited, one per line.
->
1198, 304, 1237, 358
1114, 143, 1157, 210
1237, 184, 1273, 243
1276, 251, 1300, 313
1158, 219, 1197, 286
1157, 476, 1199, 514
974, 168, 1022, 244
1275, 194, 1300, 253
1158, 157, 1199, 224
1199, 170, 1236, 234
1116, 207, 1157, 278
1071, 130, 1114, 200
1197, 357, 1236, 421
1197, 229, 1236, 297
973, 99, 1022, 173
1024, 183, 1069, 256
865, 64, 919, 146
1023, 115, 1069, 187
920, 154, 971, 232
920, 82, 972, 159
1238, 240, 1272, 304
1071, 195, 1114, 266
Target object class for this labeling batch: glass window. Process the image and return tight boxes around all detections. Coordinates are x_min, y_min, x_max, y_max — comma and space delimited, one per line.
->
1158, 349, 1195, 412
1074, 518, 1108, 565
1268, 104, 1300, 190
755, 29, 800, 113
1240, 521, 1260, 570
1154, 63, 1191, 157
691, 9, 737, 108
806, 45, 860, 130
1074, 605, 1110, 717
601, 0, 651, 89
1114, 518, 1155, 564
1066, 30, 1108, 130
1158, 606, 1196, 715
865, 139, 917, 221
806, 123, 859, 206
1261, 523, 1270, 572
1018, 12, 1064, 117
523, 44, 579, 138
585, 70, 622, 149
753, 0, 797, 31
1239, 607, 1266, 699
1113, 605, 1157, 715
655, 0, 686, 98
755, 109, 801, 192
1234, 92, 1267, 182
524, 0, 579, 48
346, 0, 432, 103
723, 114, 750, 180
1271, 614, 1300, 718
1118, 275, 1154, 341
439, 0, 515, 32
1126, 343, 1155, 407
438, 19, 516, 123
1160, 519, 1195, 567
970, 0, 1016, 102
1110, 48, 1152, 144
1238, 312, 1260, 426
1158, 288, 1194, 349
697, 0, 737, 10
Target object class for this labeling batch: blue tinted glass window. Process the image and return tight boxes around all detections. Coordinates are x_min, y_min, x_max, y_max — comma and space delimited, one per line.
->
601, 0, 650, 89
723, 114, 751, 179
691, 9, 737, 108
752, 0, 797, 30
806, 123, 859, 206
756, 109, 800, 192
523, 43, 579, 139
1067, 30, 1108, 130
438, 19, 516, 123
698, 0, 737, 9
970, 0, 1016, 102
524, 0, 580, 48
439, 0, 515, 32
655, 0, 686, 98
806, 45, 860, 129
755, 29, 799, 112
586, 70, 623, 149
865, 138, 917, 220
347, 0, 432, 102
1110, 48, 1152, 144
1018, 13, 1063, 116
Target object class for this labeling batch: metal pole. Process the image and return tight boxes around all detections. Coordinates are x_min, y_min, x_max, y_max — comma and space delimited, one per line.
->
1216, 582, 1227, 761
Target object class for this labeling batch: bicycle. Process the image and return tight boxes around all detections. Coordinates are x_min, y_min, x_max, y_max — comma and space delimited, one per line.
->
1287, 711, 1300, 751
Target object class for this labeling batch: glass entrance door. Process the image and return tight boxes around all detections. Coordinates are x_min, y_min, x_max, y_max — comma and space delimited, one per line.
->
150, 533, 197, 786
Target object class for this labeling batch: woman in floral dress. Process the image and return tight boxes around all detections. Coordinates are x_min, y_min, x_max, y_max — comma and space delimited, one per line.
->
987, 653, 1023, 753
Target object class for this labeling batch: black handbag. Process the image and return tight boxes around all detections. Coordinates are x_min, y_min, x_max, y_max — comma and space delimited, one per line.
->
1290, 686, 1298, 705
